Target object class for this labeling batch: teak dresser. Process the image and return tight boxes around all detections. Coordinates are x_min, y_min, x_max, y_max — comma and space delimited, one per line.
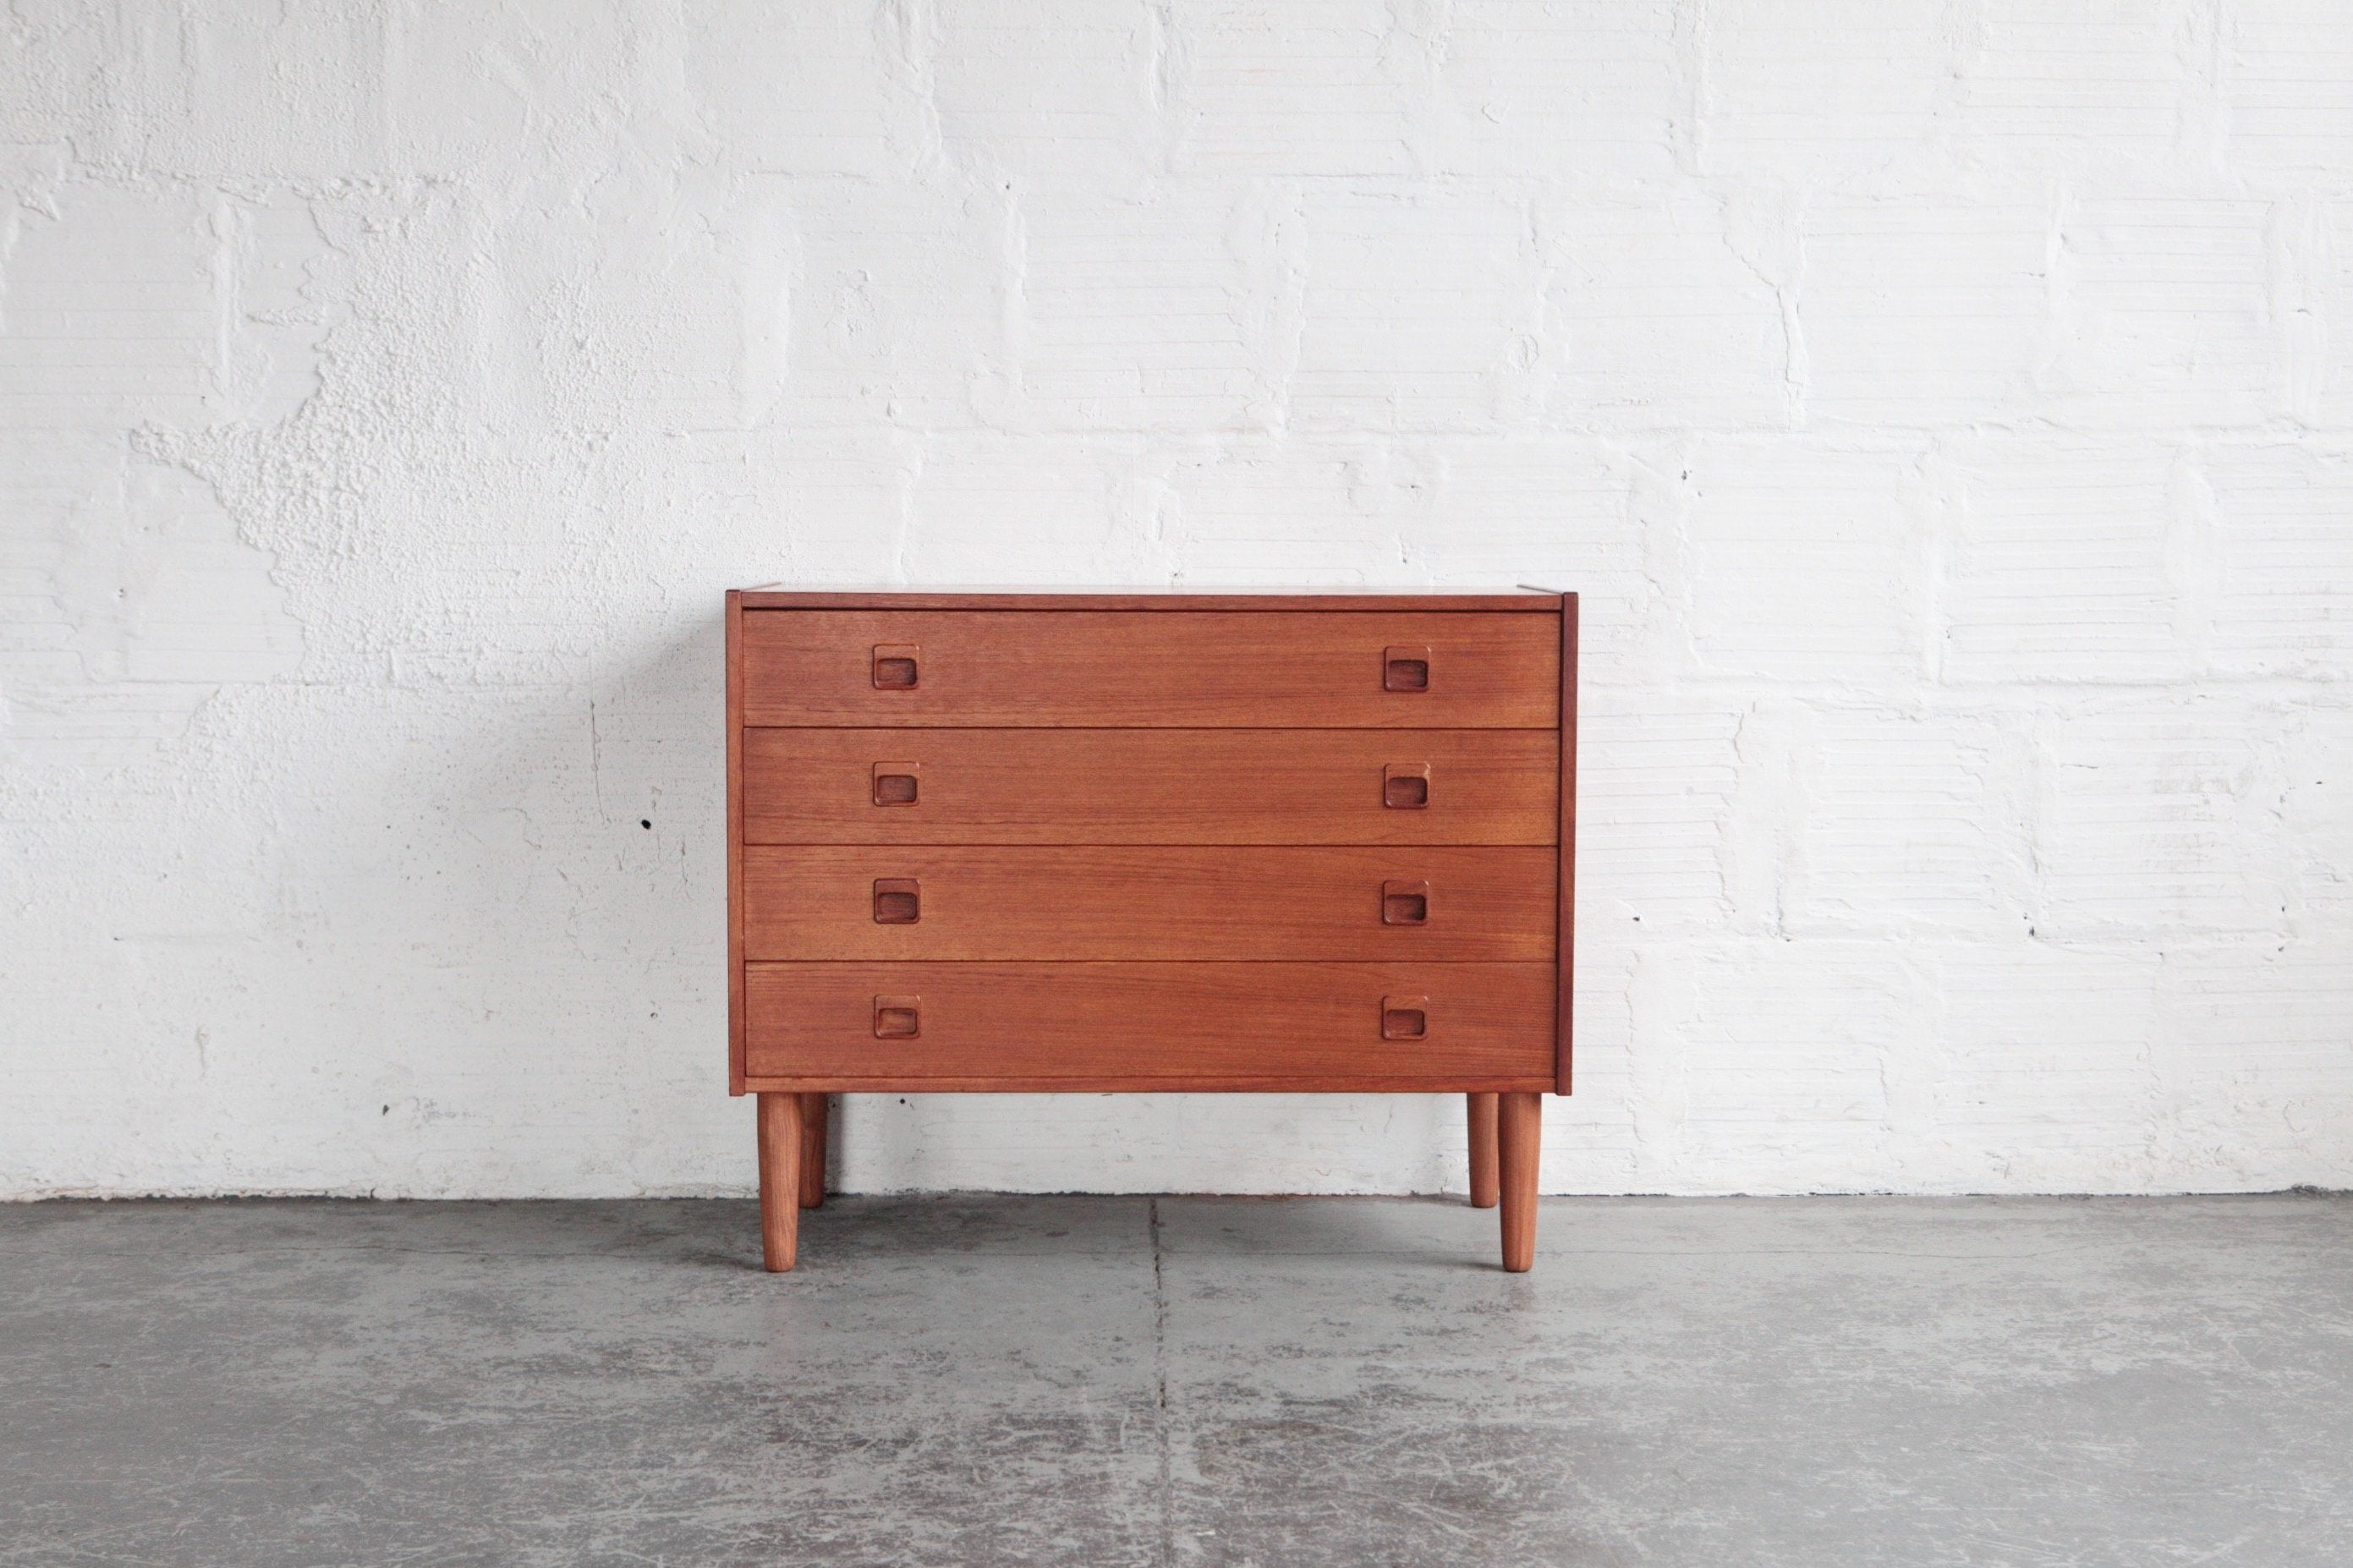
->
726, 589, 1576, 1271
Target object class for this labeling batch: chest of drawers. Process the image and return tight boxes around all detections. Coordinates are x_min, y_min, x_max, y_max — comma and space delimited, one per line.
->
727, 589, 1576, 1271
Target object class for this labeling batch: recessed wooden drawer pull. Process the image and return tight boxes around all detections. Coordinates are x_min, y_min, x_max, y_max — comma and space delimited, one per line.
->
1384, 644, 1430, 692
872, 879, 920, 924
871, 762, 920, 806
872, 995, 921, 1039
1383, 762, 1429, 809
1381, 995, 1429, 1040
872, 644, 919, 688
1382, 880, 1430, 925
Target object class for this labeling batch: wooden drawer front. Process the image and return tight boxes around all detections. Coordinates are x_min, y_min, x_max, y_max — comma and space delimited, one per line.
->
743, 962, 1555, 1088
743, 846, 1554, 962
740, 611, 1560, 728
741, 728, 1557, 846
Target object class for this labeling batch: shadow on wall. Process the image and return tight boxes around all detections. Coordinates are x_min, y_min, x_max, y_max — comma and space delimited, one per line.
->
255, 602, 743, 1198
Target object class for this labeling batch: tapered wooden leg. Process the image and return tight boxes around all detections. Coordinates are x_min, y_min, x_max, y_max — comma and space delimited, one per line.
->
1497, 1091, 1541, 1273
798, 1092, 828, 1209
1467, 1093, 1500, 1209
757, 1092, 804, 1272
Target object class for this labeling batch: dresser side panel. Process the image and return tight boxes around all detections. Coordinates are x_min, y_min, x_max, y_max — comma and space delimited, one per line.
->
727, 590, 748, 1095
1559, 594, 1577, 1096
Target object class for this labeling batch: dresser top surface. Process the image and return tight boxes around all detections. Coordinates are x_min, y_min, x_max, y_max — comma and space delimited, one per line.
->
734, 586, 1569, 611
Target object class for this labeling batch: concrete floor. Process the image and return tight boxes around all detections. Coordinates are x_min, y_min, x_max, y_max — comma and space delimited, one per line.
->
3, 1194, 2349, 1567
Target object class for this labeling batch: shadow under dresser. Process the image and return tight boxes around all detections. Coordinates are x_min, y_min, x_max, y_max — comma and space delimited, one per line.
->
727, 589, 1576, 1271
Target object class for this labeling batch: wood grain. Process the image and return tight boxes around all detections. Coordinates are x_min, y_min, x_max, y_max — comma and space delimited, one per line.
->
743, 962, 1556, 1087
1498, 1090, 1540, 1272
741, 1073, 1557, 1094
798, 1092, 827, 1209
756, 1091, 803, 1271
1557, 592, 1577, 1096
740, 611, 1560, 728
1467, 1092, 1500, 1209
739, 590, 1555, 612
727, 587, 1572, 1269
727, 590, 747, 1096
743, 845, 1555, 961
742, 727, 1559, 846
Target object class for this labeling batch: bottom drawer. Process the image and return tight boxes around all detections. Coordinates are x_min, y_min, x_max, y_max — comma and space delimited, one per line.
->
743, 962, 1555, 1091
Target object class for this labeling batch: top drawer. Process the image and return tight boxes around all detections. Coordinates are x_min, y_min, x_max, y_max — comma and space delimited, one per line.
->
739, 610, 1560, 728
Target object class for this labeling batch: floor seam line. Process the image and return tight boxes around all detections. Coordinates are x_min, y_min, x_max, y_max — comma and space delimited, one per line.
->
1151, 1195, 1172, 1568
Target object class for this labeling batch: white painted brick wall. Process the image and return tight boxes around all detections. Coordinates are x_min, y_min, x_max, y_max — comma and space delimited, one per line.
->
3, 0, 2347, 1200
